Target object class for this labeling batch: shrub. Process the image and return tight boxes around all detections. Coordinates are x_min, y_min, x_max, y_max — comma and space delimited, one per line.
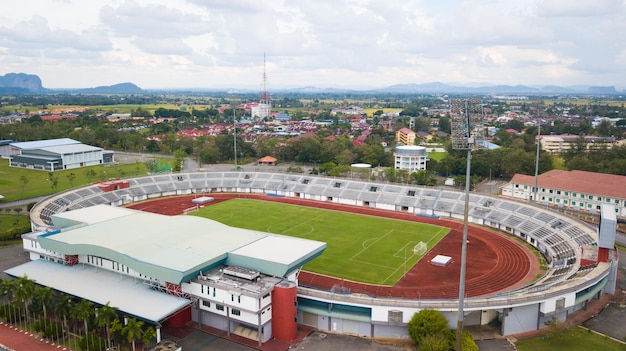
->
407, 309, 450, 346
419, 333, 452, 351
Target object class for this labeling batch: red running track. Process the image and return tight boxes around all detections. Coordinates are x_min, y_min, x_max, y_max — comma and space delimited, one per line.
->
127, 194, 541, 299
0, 321, 75, 351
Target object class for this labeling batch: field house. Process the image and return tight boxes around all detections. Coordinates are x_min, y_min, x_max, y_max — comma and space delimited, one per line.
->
5, 171, 619, 346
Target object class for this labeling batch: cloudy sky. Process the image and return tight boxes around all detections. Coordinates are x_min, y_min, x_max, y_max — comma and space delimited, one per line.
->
1, 0, 625, 90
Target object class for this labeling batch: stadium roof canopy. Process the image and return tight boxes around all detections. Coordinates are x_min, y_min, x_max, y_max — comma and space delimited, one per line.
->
5, 259, 190, 324
38, 205, 326, 284
10, 138, 80, 150
37, 143, 102, 154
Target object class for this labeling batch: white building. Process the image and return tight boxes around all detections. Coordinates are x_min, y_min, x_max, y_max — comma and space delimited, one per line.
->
9, 138, 113, 171
501, 170, 626, 217
7, 204, 326, 346
393, 145, 429, 173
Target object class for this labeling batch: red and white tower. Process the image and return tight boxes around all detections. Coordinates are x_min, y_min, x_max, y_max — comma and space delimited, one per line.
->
254, 54, 271, 120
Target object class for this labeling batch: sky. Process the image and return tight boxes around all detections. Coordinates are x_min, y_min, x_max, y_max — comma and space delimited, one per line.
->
1, 0, 626, 90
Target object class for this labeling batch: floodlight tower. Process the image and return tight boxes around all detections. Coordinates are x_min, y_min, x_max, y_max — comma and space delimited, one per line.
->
449, 98, 485, 351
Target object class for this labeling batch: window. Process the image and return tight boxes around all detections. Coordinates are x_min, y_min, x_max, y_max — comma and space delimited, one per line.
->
369, 186, 377, 192
202, 300, 210, 308
572, 192, 576, 197
302, 179, 310, 184
564, 192, 569, 196
556, 190, 561, 195
231, 309, 241, 316
580, 203, 584, 207
213, 287, 216, 297
216, 304, 224, 311
549, 189, 553, 194
334, 182, 341, 188
572, 201, 576, 206
580, 194, 585, 199
606, 198, 611, 203
588, 195, 593, 200
407, 190, 416, 196
564, 200, 568, 204
523, 185, 528, 189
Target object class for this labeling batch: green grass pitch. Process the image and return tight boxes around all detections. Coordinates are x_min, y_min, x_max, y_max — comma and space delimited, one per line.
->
191, 199, 449, 286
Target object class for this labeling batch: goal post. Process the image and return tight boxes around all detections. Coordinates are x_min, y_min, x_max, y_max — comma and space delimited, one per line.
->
413, 241, 428, 255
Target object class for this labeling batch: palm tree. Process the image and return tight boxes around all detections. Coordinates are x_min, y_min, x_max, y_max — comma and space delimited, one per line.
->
14, 276, 35, 326
71, 299, 94, 350
96, 302, 118, 350
110, 318, 123, 349
0, 278, 17, 324
54, 295, 71, 334
142, 326, 157, 350
122, 317, 144, 351
33, 286, 53, 319
53, 294, 72, 343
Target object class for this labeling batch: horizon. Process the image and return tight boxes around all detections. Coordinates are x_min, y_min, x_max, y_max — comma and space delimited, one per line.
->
1, 1, 625, 91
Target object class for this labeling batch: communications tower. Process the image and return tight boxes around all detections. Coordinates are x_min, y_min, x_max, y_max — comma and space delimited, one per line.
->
255, 54, 271, 120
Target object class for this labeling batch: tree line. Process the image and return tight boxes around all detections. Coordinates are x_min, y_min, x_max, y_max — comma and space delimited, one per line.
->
1, 276, 156, 351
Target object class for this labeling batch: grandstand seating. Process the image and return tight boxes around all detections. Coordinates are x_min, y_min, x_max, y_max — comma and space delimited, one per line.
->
31, 171, 602, 299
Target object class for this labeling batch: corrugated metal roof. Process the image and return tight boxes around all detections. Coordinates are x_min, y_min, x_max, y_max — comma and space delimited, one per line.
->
43, 205, 326, 283
10, 138, 80, 150
4, 260, 190, 324
37, 144, 102, 154
510, 170, 626, 200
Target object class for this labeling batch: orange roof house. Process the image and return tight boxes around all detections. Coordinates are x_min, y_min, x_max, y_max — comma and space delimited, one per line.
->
258, 156, 277, 165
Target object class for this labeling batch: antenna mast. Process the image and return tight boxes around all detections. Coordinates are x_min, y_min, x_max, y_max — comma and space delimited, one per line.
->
259, 53, 271, 120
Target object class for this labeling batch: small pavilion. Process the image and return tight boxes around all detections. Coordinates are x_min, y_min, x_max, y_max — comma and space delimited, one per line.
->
257, 156, 277, 166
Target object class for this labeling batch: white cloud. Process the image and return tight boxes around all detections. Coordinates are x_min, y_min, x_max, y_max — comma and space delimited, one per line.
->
0, 0, 624, 89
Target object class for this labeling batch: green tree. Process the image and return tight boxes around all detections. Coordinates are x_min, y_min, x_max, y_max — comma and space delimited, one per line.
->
33, 285, 53, 319
142, 326, 157, 350
54, 294, 72, 337
407, 309, 449, 347
123, 317, 144, 351
419, 332, 451, 351
19, 175, 29, 199
71, 299, 94, 349
96, 302, 118, 351
67, 172, 76, 187
14, 276, 35, 325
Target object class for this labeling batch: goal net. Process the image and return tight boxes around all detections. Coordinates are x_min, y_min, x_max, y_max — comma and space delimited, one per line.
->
413, 241, 428, 255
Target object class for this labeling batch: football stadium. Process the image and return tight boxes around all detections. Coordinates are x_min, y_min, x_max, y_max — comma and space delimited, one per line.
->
7, 171, 619, 345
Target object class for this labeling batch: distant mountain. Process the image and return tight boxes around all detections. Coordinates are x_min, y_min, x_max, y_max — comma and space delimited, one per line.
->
379, 82, 618, 95
0, 73, 45, 92
69, 82, 144, 94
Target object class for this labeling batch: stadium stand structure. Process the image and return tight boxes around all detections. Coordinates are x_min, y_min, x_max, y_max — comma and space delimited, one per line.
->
29, 171, 618, 337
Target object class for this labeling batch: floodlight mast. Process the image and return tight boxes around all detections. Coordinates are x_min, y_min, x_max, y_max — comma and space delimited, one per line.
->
233, 102, 237, 171
449, 98, 485, 351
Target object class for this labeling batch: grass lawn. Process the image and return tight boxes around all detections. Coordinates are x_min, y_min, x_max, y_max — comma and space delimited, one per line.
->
516, 326, 626, 351
428, 152, 447, 162
0, 158, 163, 202
192, 199, 449, 285
0, 213, 30, 240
